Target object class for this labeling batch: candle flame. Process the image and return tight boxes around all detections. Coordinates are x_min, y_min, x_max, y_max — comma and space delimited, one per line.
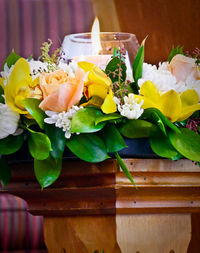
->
91, 17, 102, 55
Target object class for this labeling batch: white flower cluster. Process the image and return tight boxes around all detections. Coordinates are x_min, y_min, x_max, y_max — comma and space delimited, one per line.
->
138, 63, 185, 93
0, 103, 20, 139
44, 106, 82, 139
138, 62, 200, 97
28, 60, 48, 79
114, 94, 144, 119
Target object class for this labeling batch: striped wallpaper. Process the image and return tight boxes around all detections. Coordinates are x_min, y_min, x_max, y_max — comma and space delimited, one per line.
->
0, 0, 95, 68
0, 194, 46, 251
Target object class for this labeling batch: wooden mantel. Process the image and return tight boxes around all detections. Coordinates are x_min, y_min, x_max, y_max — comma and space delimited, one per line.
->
1, 158, 200, 252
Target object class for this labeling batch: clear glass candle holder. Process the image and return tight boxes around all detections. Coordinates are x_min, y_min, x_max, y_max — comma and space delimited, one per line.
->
61, 32, 140, 70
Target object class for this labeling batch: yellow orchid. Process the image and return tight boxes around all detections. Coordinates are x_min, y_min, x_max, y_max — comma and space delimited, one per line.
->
78, 61, 117, 114
4, 58, 41, 114
0, 77, 4, 90
134, 81, 200, 122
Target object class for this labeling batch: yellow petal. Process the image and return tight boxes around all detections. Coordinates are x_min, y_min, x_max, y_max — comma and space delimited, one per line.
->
160, 90, 181, 122
180, 89, 199, 107
0, 77, 5, 90
78, 61, 94, 72
87, 83, 108, 100
178, 104, 200, 121
134, 95, 158, 109
5, 58, 31, 113
81, 96, 103, 108
79, 61, 111, 87
101, 90, 117, 114
88, 67, 111, 87
140, 81, 161, 105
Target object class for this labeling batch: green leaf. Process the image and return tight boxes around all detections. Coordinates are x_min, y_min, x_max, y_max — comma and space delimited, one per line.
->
66, 133, 109, 163
105, 57, 126, 83
150, 133, 179, 159
141, 108, 180, 134
0, 95, 5, 104
22, 98, 46, 129
3, 50, 20, 70
23, 117, 37, 128
142, 109, 167, 135
71, 107, 105, 133
0, 134, 24, 155
0, 85, 4, 95
168, 46, 184, 63
120, 119, 157, 138
45, 124, 66, 159
115, 152, 136, 187
28, 129, 51, 160
95, 113, 123, 125
129, 82, 139, 95
132, 38, 146, 85
169, 128, 200, 162
99, 124, 127, 153
0, 156, 10, 186
34, 155, 62, 189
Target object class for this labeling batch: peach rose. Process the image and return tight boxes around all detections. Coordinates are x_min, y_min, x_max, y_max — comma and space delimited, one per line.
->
39, 69, 85, 112
169, 54, 200, 83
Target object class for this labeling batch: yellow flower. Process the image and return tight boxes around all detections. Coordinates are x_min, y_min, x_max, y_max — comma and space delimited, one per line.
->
134, 81, 200, 122
78, 61, 117, 114
4, 58, 42, 114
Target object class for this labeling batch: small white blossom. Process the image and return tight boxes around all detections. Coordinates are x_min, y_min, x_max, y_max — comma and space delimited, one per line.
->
28, 60, 49, 79
114, 94, 144, 119
44, 106, 82, 139
58, 60, 78, 77
0, 103, 20, 139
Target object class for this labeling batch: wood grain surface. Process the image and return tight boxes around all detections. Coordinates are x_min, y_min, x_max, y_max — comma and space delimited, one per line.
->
44, 215, 122, 253
116, 214, 191, 253
2, 158, 200, 252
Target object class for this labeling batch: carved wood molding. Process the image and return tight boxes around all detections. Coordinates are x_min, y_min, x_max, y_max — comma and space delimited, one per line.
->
2, 159, 200, 216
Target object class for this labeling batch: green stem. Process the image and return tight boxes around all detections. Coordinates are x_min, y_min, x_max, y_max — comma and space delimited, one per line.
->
114, 152, 137, 188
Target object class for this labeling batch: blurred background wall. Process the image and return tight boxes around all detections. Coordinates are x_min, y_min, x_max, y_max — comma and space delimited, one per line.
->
0, 0, 200, 67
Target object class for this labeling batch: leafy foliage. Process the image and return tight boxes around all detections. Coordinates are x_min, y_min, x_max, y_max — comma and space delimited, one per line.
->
71, 107, 105, 133
169, 128, 200, 161
105, 57, 126, 83
120, 119, 157, 138
132, 38, 146, 93
66, 133, 109, 163
3, 50, 20, 69
115, 152, 136, 187
45, 124, 66, 159
99, 124, 127, 153
22, 98, 46, 129
0, 134, 24, 155
27, 128, 51, 160
150, 133, 179, 159
34, 155, 62, 189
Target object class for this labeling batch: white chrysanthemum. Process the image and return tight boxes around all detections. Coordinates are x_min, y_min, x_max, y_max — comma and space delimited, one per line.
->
138, 63, 186, 93
114, 94, 144, 119
0, 103, 20, 139
44, 106, 82, 139
28, 60, 49, 79
58, 60, 78, 77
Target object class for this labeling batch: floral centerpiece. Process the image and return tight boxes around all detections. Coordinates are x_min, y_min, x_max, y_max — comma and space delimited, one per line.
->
0, 40, 200, 189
